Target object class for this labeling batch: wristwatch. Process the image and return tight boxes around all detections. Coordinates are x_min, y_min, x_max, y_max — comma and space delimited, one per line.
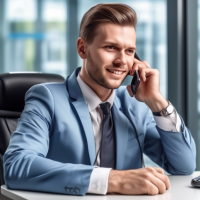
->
153, 101, 175, 116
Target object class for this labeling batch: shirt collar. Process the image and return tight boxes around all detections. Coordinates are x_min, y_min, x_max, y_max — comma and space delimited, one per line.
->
77, 73, 115, 112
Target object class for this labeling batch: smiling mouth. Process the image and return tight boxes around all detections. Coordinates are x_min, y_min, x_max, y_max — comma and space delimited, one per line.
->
106, 69, 125, 75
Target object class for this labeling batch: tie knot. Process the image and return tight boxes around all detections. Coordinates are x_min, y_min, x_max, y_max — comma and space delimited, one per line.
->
100, 102, 111, 115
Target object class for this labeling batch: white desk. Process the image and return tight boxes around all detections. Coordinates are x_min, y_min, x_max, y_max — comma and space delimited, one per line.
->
1, 171, 200, 200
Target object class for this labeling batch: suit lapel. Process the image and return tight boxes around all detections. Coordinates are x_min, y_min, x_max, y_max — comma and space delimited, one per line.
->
66, 67, 96, 165
112, 96, 129, 170
72, 100, 96, 165
66, 67, 130, 168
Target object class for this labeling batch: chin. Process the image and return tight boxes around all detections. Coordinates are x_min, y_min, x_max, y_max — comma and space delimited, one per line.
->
106, 81, 122, 89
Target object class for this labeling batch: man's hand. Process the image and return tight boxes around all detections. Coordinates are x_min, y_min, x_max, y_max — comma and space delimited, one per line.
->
126, 58, 168, 112
107, 167, 170, 195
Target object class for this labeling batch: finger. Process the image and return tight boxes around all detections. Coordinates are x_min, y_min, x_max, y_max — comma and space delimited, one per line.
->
133, 57, 141, 63
139, 68, 156, 82
130, 62, 140, 75
142, 60, 151, 69
130, 62, 147, 76
153, 167, 165, 175
133, 58, 151, 68
146, 180, 159, 195
154, 172, 171, 190
149, 176, 167, 194
146, 167, 170, 190
145, 167, 170, 190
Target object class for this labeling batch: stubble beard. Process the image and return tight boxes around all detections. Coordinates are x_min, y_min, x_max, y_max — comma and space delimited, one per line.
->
86, 52, 126, 89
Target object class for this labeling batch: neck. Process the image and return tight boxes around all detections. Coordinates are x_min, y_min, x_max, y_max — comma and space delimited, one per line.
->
79, 66, 113, 102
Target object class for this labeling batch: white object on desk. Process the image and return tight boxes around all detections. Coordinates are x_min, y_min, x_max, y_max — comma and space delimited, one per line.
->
1, 171, 200, 200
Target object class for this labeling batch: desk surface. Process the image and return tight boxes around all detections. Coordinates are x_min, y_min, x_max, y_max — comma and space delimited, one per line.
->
1, 171, 200, 200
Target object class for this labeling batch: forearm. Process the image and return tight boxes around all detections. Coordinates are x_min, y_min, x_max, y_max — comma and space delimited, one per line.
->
157, 124, 196, 175
153, 110, 182, 132
4, 148, 94, 195
107, 169, 121, 194
144, 108, 196, 175
3, 84, 95, 195
145, 94, 196, 173
145, 93, 168, 113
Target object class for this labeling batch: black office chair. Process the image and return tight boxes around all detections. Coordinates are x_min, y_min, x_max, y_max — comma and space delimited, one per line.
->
0, 73, 65, 186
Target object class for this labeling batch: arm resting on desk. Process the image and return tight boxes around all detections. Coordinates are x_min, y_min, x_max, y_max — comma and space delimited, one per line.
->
3, 84, 94, 196
117, 87, 196, 175
144, 109, 196, 175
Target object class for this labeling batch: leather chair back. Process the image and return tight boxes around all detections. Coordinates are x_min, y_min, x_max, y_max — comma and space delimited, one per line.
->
0, 73, 65, 185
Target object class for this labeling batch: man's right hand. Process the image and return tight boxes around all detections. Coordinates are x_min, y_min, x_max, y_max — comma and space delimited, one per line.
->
107, 167, 170, 195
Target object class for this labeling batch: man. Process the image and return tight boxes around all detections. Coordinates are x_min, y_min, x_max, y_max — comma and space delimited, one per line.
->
4, 3, 196, 196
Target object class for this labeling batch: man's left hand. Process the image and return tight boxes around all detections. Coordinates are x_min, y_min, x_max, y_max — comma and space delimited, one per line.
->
126, 58, 168, 112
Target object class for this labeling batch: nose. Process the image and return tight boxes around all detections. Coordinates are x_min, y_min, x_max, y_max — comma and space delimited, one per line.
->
113, 51, 127, 66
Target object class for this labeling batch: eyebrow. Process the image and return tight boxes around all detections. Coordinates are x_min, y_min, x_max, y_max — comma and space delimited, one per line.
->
103, 41, 137, 50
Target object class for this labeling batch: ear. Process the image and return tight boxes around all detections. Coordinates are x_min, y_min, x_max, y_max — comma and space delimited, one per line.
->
77, 37, 87, 59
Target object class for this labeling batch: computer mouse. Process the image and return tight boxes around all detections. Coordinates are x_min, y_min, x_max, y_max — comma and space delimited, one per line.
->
191, 176, 200, 187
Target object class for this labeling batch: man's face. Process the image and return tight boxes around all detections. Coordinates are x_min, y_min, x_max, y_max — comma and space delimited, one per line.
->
85, 23, 136, 89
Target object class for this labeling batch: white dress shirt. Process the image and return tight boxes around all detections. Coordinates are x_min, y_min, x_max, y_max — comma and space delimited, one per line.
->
77, 74, 182, 195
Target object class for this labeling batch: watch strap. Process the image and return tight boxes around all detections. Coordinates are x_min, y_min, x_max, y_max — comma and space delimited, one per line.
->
153, 101, 174, 116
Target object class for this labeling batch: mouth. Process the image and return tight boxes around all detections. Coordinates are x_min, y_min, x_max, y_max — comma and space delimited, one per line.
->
106, 69, 126, 76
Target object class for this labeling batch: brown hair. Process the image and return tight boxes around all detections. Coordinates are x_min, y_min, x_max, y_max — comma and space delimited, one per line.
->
79, 3, 137, 44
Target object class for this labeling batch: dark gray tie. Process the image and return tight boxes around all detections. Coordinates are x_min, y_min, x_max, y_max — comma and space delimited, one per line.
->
100, 102, 116, 168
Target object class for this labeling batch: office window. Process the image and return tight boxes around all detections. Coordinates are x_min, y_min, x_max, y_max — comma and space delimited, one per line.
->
198, 0, 200, 155
5, 0, 67, 77
77, 0, 167, 168
4, 0, 167, 95
198, 1, 200, 112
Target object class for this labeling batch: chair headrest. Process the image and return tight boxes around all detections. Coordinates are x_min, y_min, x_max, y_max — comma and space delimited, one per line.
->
0, 73, 65, 112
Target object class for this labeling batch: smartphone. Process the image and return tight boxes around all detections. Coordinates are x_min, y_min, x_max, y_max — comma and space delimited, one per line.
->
128, 53, 141, 96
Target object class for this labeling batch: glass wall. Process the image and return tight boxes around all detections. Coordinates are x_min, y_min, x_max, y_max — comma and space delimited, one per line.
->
198, 0, 200, 165
4, 0, 67, 77
198, 0, 200, 113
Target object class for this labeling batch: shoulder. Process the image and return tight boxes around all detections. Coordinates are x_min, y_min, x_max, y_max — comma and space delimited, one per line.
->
26, 81, 69, 100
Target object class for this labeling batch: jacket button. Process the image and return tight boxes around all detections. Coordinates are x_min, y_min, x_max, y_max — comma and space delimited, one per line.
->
65, 187, 70, 192
73, 187, 80, 194
70, 188, 74, 192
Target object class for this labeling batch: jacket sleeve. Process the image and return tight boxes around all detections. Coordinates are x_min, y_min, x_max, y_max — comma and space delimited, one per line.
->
143, 109, 196, 175
3, 84, 94, 196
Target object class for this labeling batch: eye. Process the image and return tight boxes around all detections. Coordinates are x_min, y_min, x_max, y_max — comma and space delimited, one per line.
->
128, 49, 134, 54
106, 46, 115, 50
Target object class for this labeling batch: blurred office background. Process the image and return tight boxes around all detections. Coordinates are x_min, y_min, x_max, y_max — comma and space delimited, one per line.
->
0, 0, 199, 169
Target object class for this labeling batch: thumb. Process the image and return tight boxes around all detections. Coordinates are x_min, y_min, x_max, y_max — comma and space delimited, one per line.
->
126, 85, 133, 97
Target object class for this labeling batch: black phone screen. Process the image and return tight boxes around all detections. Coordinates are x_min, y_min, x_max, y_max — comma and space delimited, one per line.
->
129, 53, 141, 96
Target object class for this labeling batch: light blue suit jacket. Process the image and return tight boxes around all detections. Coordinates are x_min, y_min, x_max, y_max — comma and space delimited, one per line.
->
3, 67, 196, 195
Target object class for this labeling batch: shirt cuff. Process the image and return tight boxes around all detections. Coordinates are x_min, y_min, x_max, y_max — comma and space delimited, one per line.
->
153, 109, 182, 132
87, 167, 112, 195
